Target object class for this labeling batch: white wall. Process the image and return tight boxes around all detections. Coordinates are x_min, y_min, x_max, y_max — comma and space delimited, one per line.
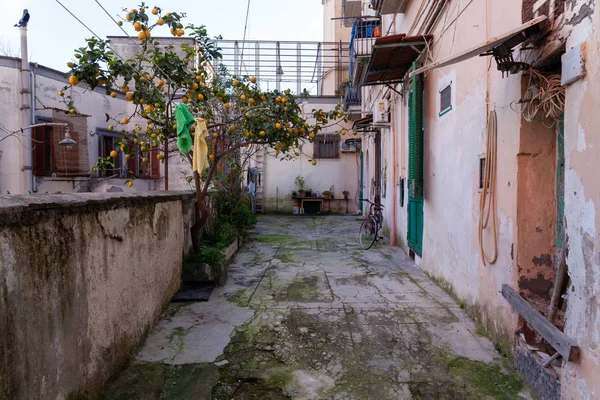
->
258, 97, 360, 214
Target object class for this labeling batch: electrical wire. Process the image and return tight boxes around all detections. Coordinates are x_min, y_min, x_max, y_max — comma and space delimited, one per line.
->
521, 68, 565, 124
479, 109, 498, 266
240, 0, 251, 65
58, 0, 217, 122
91, 0, 207, 111
54, 0, 163, 113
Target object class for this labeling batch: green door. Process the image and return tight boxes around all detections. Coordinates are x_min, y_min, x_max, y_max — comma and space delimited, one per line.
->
408, 62, 424, 255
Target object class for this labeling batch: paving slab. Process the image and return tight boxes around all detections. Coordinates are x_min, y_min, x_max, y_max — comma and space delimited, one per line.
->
102, 215, 532, 400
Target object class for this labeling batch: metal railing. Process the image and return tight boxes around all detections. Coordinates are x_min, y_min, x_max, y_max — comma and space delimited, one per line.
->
349, 17, 382, 58
213, 40, 350, 96
343, 83, 361, 110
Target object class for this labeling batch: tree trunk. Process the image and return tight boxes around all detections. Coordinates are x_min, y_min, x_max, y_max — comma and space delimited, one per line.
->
191, 170, 211, 254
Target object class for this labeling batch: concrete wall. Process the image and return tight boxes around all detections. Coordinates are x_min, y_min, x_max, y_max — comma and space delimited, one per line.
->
0, 191, 194, 399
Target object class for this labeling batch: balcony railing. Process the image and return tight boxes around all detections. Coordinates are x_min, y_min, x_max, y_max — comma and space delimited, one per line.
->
349, 17, 381, 84
343, 84, 361, 111
349, 17, 381, 58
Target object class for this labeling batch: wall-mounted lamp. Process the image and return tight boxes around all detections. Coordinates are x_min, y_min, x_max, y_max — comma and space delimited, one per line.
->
58, 127, 77, 148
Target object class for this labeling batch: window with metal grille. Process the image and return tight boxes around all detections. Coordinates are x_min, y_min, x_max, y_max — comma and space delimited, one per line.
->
440, 84, 452, 116
313, 134, 340, 159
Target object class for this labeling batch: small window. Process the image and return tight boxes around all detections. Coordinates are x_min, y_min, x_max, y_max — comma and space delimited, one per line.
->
479, 157, 489, 190
440, 85, 452, 116
33, 119, 87, 177
100, 133, 124, 177
313, 134, 340, 159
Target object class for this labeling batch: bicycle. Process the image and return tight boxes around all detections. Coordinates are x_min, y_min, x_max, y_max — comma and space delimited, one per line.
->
359, 198, 384, 250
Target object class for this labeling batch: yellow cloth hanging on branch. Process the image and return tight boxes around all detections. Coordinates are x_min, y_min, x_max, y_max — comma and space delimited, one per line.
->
193, 118, 210, 173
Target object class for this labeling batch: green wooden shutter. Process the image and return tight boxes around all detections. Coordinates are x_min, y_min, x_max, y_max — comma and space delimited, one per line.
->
409, 61, 424, 199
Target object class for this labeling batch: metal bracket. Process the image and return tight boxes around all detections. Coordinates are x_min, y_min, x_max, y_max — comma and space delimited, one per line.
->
386, 84, 403, 98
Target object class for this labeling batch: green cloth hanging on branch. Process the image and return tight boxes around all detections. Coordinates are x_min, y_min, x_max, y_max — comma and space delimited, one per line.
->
175, 103, 195, 153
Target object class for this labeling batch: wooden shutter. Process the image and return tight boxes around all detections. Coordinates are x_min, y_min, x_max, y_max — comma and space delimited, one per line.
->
32, 126, 46, 176
150, 149, 160, 179
127, 140, 138, 177
408, 61, 424, 199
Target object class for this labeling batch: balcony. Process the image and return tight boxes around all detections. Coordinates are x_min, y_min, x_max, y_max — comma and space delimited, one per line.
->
341, 82, 362, 111
349, 17, 381, 85
342, 0, 362, 27
371, 0, 410, 15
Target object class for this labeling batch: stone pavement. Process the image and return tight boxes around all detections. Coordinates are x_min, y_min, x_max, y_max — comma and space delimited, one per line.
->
102, 215, 531, 399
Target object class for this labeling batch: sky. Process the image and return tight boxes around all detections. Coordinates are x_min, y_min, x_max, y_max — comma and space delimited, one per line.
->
1, 0, 324, 71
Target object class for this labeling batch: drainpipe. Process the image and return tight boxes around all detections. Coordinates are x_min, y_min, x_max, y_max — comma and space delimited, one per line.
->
424, 0, 447, 34
374, 129, 382, 206
30, 64, 37, 192
390, 105, 397, 246
20, 26, 33, 194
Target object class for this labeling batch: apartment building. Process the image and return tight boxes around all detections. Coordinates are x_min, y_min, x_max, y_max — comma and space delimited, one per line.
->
341, 0, 599, 398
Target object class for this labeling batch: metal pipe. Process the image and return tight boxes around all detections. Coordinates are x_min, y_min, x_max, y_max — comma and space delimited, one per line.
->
20, 26, 33, 193
30, 64, 37, 192
374, 129, 382, 206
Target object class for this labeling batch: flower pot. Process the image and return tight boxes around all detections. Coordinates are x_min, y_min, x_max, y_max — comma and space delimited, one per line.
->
323, 194, 331, 199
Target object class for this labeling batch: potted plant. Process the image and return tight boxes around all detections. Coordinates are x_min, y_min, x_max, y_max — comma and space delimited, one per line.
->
342, 190, 350, 199
292, 191, 297, 198
295, 175, 305, 197
322, 190, 331, 199
305, 188, 312, 197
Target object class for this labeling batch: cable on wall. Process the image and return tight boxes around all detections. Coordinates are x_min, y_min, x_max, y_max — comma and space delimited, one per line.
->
479, 109, 498, 266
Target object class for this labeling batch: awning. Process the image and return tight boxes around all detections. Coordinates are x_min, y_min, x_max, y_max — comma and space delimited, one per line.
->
352, 115, 373, 132
362, 34, 433, 86
409, 16, 547, 78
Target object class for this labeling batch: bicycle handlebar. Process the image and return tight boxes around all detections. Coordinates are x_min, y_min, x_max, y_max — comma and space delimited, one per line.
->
359, 198, 384, 208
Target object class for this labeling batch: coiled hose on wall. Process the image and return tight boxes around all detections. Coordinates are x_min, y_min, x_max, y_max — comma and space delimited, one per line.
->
479, 110, 498, 265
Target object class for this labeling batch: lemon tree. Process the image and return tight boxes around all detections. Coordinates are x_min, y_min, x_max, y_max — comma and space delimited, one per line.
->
59, 3, 346, 247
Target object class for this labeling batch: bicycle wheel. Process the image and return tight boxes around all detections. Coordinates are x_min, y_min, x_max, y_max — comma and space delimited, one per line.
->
359, 216, 378, 250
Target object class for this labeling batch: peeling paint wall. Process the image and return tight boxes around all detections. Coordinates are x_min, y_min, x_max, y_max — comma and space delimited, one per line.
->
353, 0, 600, 397
385, 0, 526, 350
560, 0, 600, 398
0, 191, 194, 399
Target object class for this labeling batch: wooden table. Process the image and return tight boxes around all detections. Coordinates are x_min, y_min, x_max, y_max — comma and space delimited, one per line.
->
292, 197, 349, 215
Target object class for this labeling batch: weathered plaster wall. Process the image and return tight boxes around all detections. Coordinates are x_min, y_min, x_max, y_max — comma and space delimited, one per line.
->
261, 149, 360, 214
0, 191, 194, 399
386, 0, 524, 350
560, 0, 600, 398
0, 61, 24, 195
